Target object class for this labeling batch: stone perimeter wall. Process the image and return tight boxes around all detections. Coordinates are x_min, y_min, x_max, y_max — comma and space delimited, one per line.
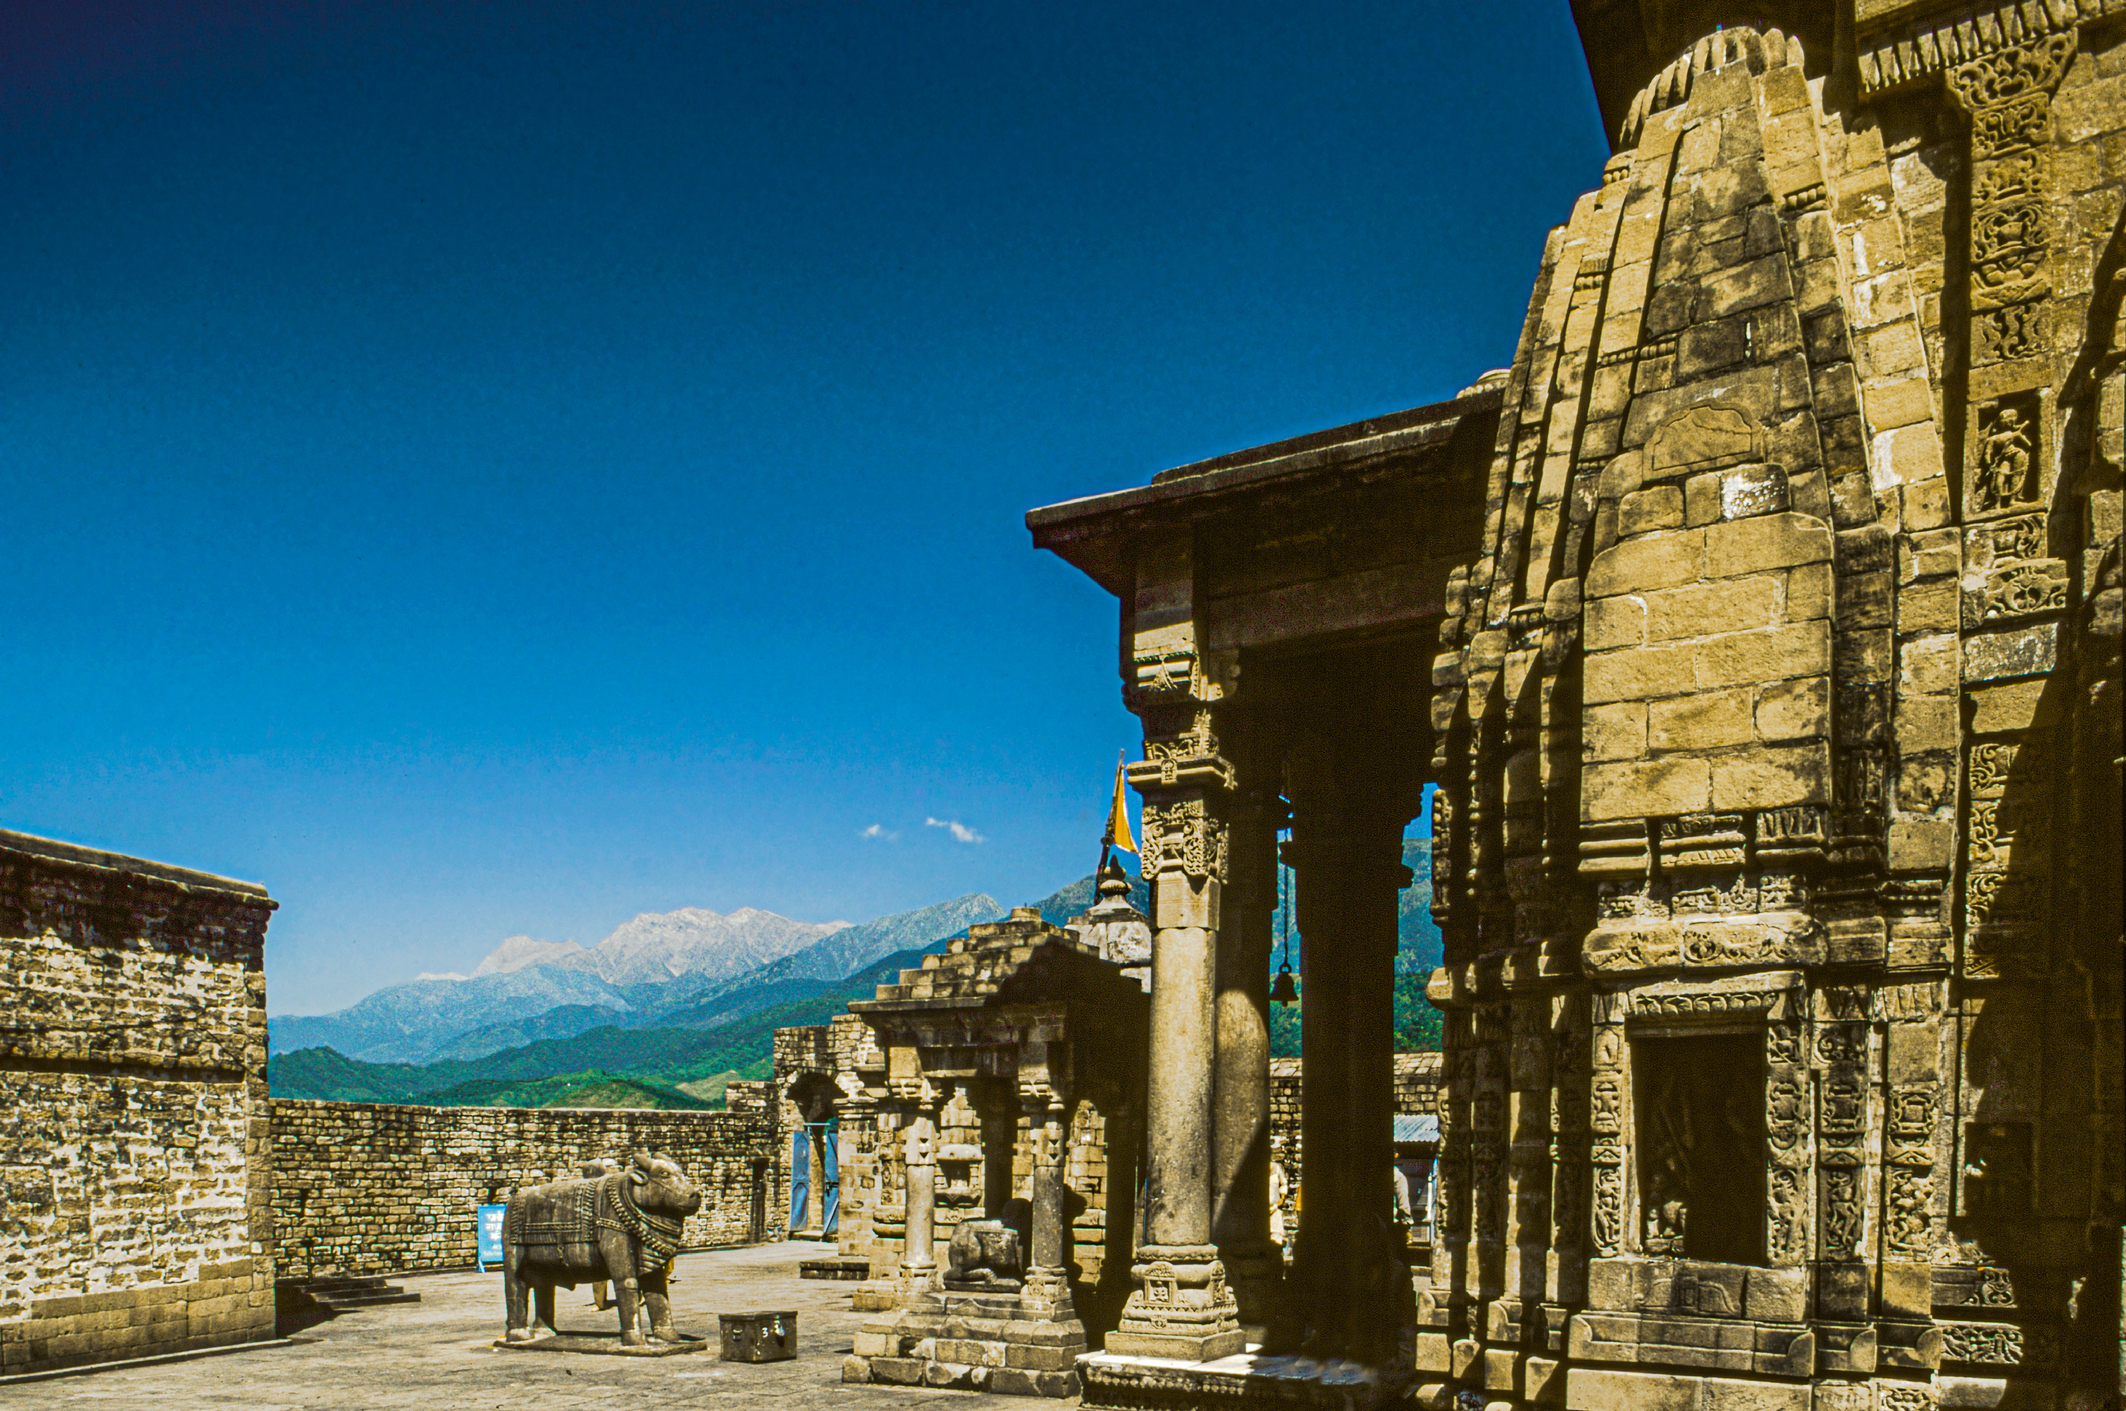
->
269, 1099, 784, 1280
0, 829, 279, 1377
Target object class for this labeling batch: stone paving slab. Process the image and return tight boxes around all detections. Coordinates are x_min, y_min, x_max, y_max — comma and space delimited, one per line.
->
5, 1242, 1019, 1410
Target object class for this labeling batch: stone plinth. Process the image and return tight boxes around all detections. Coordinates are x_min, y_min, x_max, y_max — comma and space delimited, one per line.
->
844, 1288, 1086, 1397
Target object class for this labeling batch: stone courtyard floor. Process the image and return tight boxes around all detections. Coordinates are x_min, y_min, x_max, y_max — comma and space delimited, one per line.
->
6, 1241, 1015, 1410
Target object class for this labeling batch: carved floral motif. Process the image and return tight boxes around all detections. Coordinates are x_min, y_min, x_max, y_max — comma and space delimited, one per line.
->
1940, 1319, 2025, 1364
1948, 34, 2076, 109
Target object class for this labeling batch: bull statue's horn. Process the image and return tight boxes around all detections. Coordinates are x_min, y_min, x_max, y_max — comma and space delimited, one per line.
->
632, 1150, 657, 1177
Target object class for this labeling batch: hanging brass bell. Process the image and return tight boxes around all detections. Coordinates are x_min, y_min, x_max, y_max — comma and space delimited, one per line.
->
1269, 962, 1299, 1005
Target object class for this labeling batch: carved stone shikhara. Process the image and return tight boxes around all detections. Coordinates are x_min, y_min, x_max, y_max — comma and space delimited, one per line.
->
1029, 5, 2123, 1409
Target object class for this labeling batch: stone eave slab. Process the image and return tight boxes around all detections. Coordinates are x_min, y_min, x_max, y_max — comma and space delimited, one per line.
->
1025, 389, 1499, 598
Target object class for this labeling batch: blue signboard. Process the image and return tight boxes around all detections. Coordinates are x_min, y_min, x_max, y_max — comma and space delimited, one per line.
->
476, 1204, 507, 1271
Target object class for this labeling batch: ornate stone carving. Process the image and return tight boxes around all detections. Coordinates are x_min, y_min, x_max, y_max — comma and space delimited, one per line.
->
1972, 559, 2070, 623
1767, 1166, 1805, 1262
1591, 1163, 1622, 1256
1629, 987, 1783, 1017
1590, 1076, 1621, 1135
1970, 201, 2050, 310
1141, 709, 1220, 783
1947, 34, 2076, 112
1131, 647, 1198, 701
1819, 1073, 1867, 1164
1884, 1167, 1933, 1258
1887, 1084, 1936, 1166
1939, 1319, 2026, 1365
1977, 301, 2045, 360
1973, 399, 2041, 511
1821, 1165, 1863, 1257
1552, 1161, 1584, 1247
1656, 813, 1748, 869
1766, 1076, 1805, 1153
1138, 798, 1228, 881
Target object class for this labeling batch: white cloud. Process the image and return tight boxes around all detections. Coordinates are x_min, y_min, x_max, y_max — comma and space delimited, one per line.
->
925, 817, 985, 844
415, 971, 467, 982
860, 823, 898, 841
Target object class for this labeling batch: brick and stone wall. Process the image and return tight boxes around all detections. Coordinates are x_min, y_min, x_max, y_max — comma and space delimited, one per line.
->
0, 828, 279, 1376
268, 1100, 782, 1280
1267, 1052, 1440, 1233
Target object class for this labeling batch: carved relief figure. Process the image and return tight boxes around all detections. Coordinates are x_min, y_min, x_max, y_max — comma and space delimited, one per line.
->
1976, 404, 2037, 510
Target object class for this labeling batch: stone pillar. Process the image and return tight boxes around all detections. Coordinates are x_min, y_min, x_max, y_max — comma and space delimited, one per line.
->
1274, 768, 1412, 1367
1107, 532, 1243, 1362
1109, 774, 1244, 1358
900, 1112, 939, 1294
800, 1123, 832, 1239
1023, 1099, 1074, 1314
1212, 786, 1281, 1336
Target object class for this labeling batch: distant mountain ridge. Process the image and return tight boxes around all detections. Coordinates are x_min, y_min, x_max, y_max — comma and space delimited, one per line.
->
270, 868, 1156, 1107
271, 895, 988, 1066
267, 965, 635, 1064
550, 905, 848, 986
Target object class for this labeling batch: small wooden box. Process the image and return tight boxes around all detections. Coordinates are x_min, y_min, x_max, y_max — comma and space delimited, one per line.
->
718, 1309, 797, 1362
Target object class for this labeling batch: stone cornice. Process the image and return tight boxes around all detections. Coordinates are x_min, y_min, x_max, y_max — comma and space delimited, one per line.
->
1857, 0, 2124, 96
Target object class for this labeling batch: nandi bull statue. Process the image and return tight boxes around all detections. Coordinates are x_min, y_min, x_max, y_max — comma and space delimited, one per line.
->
502, 1150, 702, 1345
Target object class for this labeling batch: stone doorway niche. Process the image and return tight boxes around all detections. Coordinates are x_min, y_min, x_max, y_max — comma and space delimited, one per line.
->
1631, 1032, 1766, 1266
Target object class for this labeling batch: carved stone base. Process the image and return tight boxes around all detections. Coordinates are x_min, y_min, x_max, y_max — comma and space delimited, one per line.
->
1079, 1349, 1416, 1411
1108, 1246, 1245, 1361
844, 1288, 1086, 1398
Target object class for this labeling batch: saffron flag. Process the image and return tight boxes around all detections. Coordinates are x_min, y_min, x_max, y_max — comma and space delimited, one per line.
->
1105, 752, 1138, 854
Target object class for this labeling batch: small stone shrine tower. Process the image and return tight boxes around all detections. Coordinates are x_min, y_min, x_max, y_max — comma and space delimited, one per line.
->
840, 907, 1150, 1397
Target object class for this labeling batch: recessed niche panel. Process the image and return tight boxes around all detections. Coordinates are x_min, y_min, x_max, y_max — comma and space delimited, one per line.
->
1633, 1033, 1768, 1265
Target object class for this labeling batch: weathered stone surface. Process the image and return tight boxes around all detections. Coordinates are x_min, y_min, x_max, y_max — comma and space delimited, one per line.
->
271, 1102, 776, 1280
0, 830, 279, 1377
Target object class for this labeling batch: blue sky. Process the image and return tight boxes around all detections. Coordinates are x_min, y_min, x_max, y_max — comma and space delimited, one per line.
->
0, 1, 1607, 1014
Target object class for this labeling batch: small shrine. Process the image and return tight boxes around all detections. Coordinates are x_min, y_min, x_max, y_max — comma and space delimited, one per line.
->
838, 901, 1150, 1398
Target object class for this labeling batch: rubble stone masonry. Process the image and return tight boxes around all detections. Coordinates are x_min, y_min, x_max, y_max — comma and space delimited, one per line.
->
268, 1100, 782, 1280
0, 828, 278, 1377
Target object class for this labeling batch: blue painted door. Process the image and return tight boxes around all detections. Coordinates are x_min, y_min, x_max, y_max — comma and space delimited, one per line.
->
788, 1127, 809, 1233
822, 1121, 840, 1237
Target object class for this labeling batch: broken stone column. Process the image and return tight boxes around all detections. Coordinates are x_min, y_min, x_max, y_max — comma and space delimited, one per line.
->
1025, 1101, 1070, 1300
899, 1113, 939, 1295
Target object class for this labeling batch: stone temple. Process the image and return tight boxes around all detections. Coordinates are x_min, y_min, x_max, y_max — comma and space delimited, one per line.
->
3, 1, 2122, 1408
1018, 1, 2125, 1407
